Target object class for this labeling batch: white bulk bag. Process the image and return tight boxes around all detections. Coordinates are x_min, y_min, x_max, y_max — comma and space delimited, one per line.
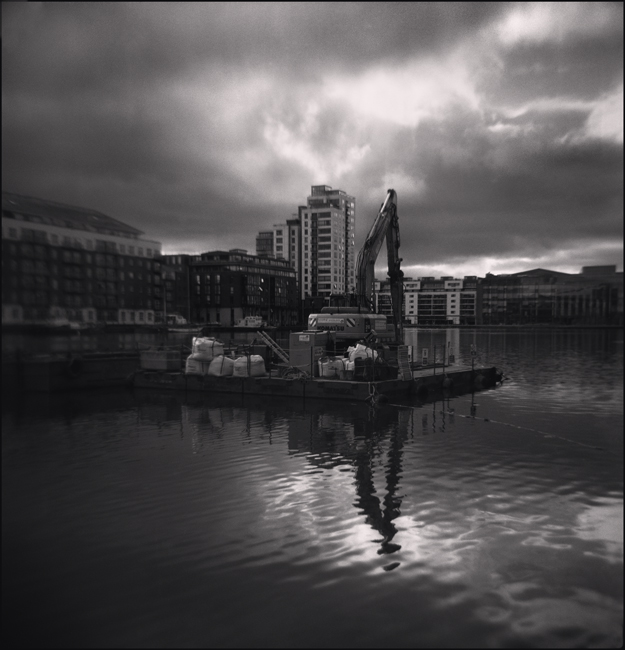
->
233, 355, 267, 378
349, 343, 378, 362
185, 355, 210, 375
207, 355, 235, 377
191, 337, 225, 362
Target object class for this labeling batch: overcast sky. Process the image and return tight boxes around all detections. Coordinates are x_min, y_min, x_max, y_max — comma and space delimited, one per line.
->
2, 2, 623, 278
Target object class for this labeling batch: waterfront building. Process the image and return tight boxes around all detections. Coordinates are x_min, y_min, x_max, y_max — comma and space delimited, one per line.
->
300, 185, 356, 300
2, 191, 163, 326
160, 255, 192, 324
161, 249, 299, 326
375, 276, 479, 325
481, 267, 623, 326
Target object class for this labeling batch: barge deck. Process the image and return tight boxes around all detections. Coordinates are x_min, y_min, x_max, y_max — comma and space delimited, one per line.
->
133, 365, 499, 401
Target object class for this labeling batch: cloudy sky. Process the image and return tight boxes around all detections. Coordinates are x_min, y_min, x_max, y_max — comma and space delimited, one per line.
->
2, 2, 623, 278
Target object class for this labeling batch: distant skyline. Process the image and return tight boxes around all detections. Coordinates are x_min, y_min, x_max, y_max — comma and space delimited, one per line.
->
2, 2, 623, 279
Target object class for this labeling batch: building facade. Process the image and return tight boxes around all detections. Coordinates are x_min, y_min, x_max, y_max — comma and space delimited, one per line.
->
2, 192, 163, 326
375, 276, 479, 325
481, 267, 623, 326
271, 217, 301, 285
160, 255, 192, 324
255, 231, 274, 258
374, 267, 623, 327
162, 249, 299, 326
275, 186, 352, 300
254, 185, 356, 303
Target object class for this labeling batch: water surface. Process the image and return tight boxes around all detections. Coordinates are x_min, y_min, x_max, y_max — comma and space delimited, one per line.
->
2, 328, 622, 647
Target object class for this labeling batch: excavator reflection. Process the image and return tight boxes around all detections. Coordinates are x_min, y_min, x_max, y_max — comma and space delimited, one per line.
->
166, 390, 468, 567
287, 401, 413, 564
352, 410, 406, 557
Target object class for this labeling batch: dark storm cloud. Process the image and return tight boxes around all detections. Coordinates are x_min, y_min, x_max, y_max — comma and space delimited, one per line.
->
349, 92, 622, 247
2, 2, 622, 273
482, 37, 624, 105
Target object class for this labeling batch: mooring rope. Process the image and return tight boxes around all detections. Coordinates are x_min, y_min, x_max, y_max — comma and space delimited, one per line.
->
451, 412, 604, 450
386, 404, 604, 451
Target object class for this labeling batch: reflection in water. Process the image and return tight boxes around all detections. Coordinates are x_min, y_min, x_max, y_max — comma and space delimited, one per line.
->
2, 328, 623, 648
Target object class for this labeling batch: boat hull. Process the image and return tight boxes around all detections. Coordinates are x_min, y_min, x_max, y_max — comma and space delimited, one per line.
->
133, 365, 499, 402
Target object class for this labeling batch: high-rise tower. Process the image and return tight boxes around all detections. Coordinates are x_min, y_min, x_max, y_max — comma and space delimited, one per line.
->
299, 185, 355, 299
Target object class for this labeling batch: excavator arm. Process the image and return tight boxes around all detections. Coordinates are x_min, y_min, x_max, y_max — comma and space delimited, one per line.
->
355, 189, 403, 342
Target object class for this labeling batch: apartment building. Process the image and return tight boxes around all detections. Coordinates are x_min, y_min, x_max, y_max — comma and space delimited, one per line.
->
254, 185, 356, 301
297, 185, 356, 299
271, 217, 301, 284
375, 276, 479, 325
2, 192, 162, 326
162, 249, 299, 326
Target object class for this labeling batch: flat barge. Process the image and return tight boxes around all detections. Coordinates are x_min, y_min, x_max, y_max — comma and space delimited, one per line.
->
133, 364, 500, 402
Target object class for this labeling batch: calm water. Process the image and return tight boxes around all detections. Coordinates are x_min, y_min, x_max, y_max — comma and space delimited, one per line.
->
2, 329, 623, 648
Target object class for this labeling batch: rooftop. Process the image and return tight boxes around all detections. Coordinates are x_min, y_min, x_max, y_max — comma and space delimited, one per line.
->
2, 191, 144, 237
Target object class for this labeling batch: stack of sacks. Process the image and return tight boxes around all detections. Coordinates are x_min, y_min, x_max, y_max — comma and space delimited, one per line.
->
207, 355, 235, 377
347, 343, 378, 362
232, 355, 267, 377
190, 337, 225, 362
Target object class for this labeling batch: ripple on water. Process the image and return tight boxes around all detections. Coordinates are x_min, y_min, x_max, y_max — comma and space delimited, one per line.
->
2, 330, 623, 648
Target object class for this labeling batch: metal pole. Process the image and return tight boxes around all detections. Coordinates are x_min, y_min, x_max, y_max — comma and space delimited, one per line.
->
433, 344, 436, 375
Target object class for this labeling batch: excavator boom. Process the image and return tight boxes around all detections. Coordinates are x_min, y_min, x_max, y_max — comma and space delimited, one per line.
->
354, 189, 403, 343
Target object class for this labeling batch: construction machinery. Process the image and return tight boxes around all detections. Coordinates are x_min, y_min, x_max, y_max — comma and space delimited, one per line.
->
305, 188, 404, 346
291, 189, 409, 379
